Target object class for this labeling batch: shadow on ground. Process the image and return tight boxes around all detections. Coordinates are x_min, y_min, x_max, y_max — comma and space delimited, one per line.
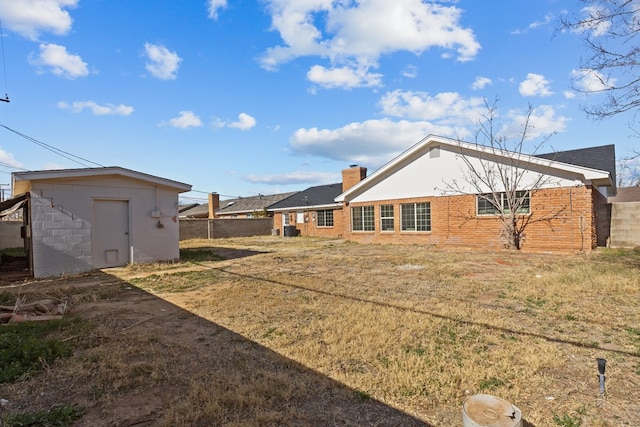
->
0, 270, 434, 426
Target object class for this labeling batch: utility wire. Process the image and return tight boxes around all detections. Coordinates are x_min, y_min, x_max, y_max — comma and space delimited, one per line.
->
0, 123, 104, 168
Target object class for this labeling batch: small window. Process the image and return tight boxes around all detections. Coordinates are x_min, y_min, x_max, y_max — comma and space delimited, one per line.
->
380, 204, 394, 231
477, 191, 530, 216
351, 206, 374, 231
400, 202, 431, 231
317, 209, 334, 227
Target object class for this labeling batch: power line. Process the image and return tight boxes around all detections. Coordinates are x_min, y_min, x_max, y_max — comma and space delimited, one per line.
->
0, 123, 104, 168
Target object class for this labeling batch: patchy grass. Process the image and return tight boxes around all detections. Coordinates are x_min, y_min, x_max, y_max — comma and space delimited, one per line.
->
1, 238, 639, 426
0, 318, 89, 383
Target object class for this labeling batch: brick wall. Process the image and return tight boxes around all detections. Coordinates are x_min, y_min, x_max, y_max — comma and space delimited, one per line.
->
272, 209, 344, 238
340, 186, 598, 252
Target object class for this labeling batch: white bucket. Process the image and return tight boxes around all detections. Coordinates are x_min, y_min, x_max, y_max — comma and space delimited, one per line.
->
462, 394, 523, 427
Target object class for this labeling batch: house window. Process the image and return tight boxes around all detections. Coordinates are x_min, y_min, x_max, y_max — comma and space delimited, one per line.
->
477, 191, 530, 215
317, 209, 334, 227
380, 204, 394, 231
351, 206, 374, 231
400, 202, 431, 231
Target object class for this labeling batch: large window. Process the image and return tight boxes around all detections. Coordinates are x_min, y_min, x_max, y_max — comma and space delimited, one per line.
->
400, 202, 431, 231
316, 209, 334, 227
351, 206, 374, 231
477, 191, 530, 216
380, 204, 394, 231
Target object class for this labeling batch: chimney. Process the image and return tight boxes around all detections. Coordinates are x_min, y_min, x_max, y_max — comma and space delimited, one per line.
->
342, 165, 367, 192
208, 193, 220, 219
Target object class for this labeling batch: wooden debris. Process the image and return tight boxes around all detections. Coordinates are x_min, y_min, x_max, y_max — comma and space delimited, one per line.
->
0, 297, 68, 324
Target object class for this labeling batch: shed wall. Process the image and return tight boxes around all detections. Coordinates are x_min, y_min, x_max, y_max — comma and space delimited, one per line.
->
29, 176, 181, 277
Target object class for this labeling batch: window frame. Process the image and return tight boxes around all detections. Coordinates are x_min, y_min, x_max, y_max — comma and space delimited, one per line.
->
351, 205, 375, 232
316, 209, 334, 227
400, 202, 431, 232
476, 191, 530, 216
380, 204, 395, 232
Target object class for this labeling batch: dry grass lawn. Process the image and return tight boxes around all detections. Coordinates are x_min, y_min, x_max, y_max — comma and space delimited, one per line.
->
1, 236, 639, 426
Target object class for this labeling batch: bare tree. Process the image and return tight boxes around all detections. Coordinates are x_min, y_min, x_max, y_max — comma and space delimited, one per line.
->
560, 1, 640, 119
443, 102, 561, 250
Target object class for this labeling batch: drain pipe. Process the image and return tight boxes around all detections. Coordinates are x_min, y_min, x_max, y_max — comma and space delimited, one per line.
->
597, 358, 606, 395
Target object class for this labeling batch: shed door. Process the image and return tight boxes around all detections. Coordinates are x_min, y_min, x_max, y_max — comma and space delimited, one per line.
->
93, 200, 130, 268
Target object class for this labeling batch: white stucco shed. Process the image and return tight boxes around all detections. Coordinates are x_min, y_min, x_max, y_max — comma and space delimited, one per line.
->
11, 167, 191, 278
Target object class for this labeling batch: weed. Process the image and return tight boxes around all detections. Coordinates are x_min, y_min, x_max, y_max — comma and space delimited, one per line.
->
565, 314, 577, 321
553, 413, 582, 426
355, 390, 370, 402
1, 247, 25, 257
2, 404, 84, 426
526, 296, 546, 308
0, 292, 14, 305
0, 318, 86, 383
479, 376, 505, 391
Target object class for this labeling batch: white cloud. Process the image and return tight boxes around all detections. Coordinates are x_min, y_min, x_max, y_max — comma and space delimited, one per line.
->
574, 6, 612, 37
290, 118, 464, 166
402, 65, 418, 79
379, 90, 486, 125
512, 13, 554, 34
57, 101, 134, 116
29, 43, 89, 78
0, 0, 77, 40
260, 0, 479, 89
229, 113, 257, 130
571, 68, 615, 93
519, 73, 553, 97
245, 171, 340, 185
504, 105, 569, 140
144, 43, 182, 80
307, 65, 382, 89
207, 0, 228, 19
215, 113, 257, 130
472, 76, 492, 90
166, 111, 202, 129
0, 147, 22, 169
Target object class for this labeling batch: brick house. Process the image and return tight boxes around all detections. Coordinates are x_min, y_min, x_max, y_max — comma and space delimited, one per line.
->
334, 135, 614, 252
270, 183, 347, 238
180, 192, 296, 219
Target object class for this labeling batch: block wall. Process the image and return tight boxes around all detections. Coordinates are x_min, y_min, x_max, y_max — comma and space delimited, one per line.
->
609, 202, 640, 248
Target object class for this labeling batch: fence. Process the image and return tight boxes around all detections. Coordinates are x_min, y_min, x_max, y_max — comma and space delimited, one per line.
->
609, 202, 640, 248
179, 218, 274, 240
0, 221, 23, 250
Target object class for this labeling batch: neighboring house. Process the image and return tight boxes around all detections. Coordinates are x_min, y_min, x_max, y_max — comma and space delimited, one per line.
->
180, 192, 296, 219
9, 167, 191, 278
608, 186, 640, 248
269, 181, 350, 238
332, 135, 614, 252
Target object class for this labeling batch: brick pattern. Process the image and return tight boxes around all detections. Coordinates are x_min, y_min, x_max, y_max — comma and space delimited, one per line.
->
30, 192, 92, 277
342, 166, 367, 192
340, 186, 598, 252
272, 209, 344, 238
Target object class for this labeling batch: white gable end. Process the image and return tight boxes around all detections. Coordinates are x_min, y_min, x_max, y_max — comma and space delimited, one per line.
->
346, 144, 593, 204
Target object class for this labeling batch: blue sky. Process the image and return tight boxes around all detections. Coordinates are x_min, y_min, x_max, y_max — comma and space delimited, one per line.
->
0, 0, 637, 203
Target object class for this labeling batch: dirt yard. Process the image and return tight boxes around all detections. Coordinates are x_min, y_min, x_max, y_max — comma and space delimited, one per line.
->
0, 237, 639, 426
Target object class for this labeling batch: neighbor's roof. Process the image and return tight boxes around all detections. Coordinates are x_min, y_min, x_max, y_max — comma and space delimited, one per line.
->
268, 183, 343, 211
217, 192, 298, 215
536, 144, 616, 191
179, 191, 298, 218
335, 134, 614, 202
12, 166, 191, 196
608, 186, 640, 203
